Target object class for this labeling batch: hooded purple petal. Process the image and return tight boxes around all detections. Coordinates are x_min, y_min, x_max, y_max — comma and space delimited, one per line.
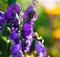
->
10, 42, 24, 57
12, 3, 20, 15
35, 41, 46, 57
23, 5, 38, 21
9, 30, 20, 43
11, 43, 21, 54
22, 22, 32, 37
6, 2, 20, 16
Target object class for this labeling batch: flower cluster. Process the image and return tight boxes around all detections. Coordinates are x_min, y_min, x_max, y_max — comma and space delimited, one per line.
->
6, 3, 24, 57
22, 5, 38, 53
0, 1, 49, 57
5, 3, 20, 32
0, 3, 24, 57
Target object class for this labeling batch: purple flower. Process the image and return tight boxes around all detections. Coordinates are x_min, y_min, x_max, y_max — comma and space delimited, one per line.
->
22, 7, 36, 52
5, 7, 20, 32
12, 52, 24, 57
23, 5, 38, 21
22, 33, 33, 52
11, 42, 24, 57
5, 3, 20, 32
0, 11, 5, 31
5, 7, 19, 23
11, 2, 20, 15
35, 41, 46, 57
11, 43, 21, 54
22, 22, 32, 37
9, 30, 20, 44
10, 14, 20, 32
22, 21, 34, 52
5, 2, 20, 16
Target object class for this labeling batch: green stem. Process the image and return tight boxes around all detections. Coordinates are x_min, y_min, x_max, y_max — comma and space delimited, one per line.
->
5, 43, 8, 57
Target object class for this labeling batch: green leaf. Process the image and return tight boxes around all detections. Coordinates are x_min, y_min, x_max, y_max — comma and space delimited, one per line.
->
2, 36, 10, 43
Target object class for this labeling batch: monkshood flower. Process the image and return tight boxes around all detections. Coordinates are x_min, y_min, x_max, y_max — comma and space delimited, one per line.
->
22, 4, 38, 52
10, 13, 20, 32
0, 11, 5, 31
9, 30, 20, 44
5, 2, 20, 16
10, 42, 24, 57
4, 2, 20, 32
11, 2, 20, 15
5, 8, 20, 32
22, 31, 33, 52
23, 5, 38, 23
35, 41, 46, 57
22, 22, 34, 52
5, 2, 20, 23
22, 22, 32, 37
22, 4, 38, 37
